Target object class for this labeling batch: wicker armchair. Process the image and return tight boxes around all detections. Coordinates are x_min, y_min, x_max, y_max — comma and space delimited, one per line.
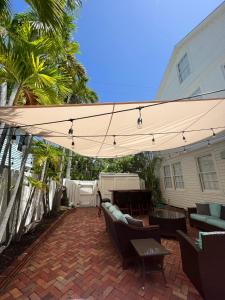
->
177, 230, 225, 300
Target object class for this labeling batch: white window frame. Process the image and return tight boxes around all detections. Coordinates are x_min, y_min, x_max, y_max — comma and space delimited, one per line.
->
172, 162, 184, 190
177, 53, 191, 83
163, 165, 173, 189
197, 154, 219, 192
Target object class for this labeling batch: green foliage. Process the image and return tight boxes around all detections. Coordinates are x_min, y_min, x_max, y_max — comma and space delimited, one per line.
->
31, 140, 64, 181
0, 2, 97, 106
27, 176, 47, 190
0, 0, 82, 34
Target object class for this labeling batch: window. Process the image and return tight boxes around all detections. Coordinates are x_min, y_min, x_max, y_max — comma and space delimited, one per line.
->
172, 162, 184, 189
197, 154, 219, 190
177, 53, 190, 83
163, 165, 172, 189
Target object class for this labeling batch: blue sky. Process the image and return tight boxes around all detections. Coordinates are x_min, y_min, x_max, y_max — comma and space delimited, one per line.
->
11, 0, 224, 102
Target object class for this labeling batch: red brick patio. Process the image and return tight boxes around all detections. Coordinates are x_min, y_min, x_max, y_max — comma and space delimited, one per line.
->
0, 208, 202, 300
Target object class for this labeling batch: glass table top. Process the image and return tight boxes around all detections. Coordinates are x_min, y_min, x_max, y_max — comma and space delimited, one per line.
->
149, 208, 185, 219
131, 238, 170, 257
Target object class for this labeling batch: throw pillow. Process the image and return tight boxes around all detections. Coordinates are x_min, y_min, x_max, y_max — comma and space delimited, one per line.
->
104, 202, 112, 208
124, 214, 143, 227
220, 205, 225, 220
108, 205, 117, 213
112, 210, 128, 224
209, 203, 221, 218
196, 203, 210, 215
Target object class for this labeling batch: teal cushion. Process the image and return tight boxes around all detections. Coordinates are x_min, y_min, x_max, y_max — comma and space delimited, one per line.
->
190, 213, 208, 222
104, 202, 112, 208
112, 210, 128, 224
209, 203, 221, 218
124, 214, 132, 218
123, 214, 143, 227
108, 205, 117, 213
206, 218, 225, 229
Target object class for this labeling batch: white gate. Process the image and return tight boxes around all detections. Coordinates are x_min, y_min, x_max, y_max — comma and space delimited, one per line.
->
63, 179, 98, 207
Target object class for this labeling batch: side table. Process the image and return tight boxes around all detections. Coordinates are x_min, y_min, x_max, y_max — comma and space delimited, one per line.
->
131, 238, 170, 289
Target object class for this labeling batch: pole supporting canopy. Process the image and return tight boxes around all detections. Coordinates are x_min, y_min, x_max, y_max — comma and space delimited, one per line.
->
0, 98, 224, 158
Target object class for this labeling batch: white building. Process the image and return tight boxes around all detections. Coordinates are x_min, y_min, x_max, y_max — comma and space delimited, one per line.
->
156, 2, 225, 208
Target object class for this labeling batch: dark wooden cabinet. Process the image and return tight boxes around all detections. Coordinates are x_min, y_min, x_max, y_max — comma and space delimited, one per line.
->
110, 189, 153, 215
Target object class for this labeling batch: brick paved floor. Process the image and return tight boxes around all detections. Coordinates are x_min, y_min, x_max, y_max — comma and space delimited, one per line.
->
0, 208, 202, 300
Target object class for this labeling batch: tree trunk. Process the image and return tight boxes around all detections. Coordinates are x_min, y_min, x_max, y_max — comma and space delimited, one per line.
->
16, 186, 36, 241
0, 135, 32, 247
0, 128, 13, 175
0, 82, 7, 106
58, 148, 65, 183
5, 139, 12, 242
0, 125, 8, 154
42, 160, 49, 216
31, 160, 48, 221
0, 84, 20, 149
66, 149, 73, 179
8, 83, 20, 106
11, 169, 25, 239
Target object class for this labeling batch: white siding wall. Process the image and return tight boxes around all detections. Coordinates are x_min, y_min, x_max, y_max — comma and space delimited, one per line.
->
156, 4, 225, 208
160, 141, 225, 208
157, 4, 225, 100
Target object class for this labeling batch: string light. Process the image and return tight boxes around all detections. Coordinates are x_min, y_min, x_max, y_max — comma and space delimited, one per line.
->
71, 135, 75, 148
152, 135, 155, 144
11, 133, 17, 144
211, 128, 216, 137
68, 119, 74, 135
113, 135, 116, 146
137, 107, 143, 129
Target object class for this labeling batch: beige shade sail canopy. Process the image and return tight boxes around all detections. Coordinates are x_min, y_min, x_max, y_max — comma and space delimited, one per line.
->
0, 98, 225, 158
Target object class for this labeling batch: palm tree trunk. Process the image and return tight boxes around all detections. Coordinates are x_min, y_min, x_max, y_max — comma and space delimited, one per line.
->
66, 149, 73, 179
0, 135, 32, 247
0, 126, 8, 154
58, 148, 65, 183
0, 84, 20, 157
31, 160, 48, 221
0, 128, 13, 175
8, 83, 20, 106
16, 186, 36, 241
0, 82, 7, 106
5, 139, 12, 242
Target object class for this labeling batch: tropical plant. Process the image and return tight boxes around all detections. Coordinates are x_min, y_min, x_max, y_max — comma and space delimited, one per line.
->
0, 0, 99, 250
0, 0, 82, 34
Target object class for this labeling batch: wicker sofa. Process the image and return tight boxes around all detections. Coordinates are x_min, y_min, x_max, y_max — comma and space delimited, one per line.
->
101, 203, 161, 269
177, 230, 225, 300
188, 203, 225, 231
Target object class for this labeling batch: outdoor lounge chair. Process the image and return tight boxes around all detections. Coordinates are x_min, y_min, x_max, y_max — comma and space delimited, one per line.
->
177, 230, 225, 300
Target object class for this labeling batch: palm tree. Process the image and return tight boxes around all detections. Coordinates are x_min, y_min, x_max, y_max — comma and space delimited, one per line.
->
0, 1, 98, 248
30, 140, 63, 217
0, 0, 82, 34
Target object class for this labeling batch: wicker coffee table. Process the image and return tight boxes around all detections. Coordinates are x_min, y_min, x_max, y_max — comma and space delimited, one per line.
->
149, 209, 187, 237
131, 238, 170, 289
